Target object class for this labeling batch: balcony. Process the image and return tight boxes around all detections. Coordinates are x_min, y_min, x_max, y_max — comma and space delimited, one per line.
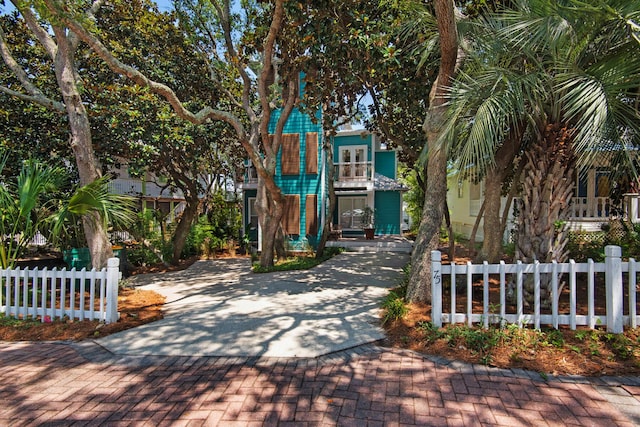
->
239, 166, 259, 189
334, 162, 373, 183
109, 178, 184, 199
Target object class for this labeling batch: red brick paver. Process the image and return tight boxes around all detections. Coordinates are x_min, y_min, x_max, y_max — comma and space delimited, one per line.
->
0, 342, 637, 426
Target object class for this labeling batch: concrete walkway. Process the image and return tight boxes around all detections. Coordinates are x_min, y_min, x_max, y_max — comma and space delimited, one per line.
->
2, 252, 640, 425
97, 252, 409, 358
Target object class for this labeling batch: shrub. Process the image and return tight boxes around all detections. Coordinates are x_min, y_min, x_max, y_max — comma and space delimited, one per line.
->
381, 291, 409, 325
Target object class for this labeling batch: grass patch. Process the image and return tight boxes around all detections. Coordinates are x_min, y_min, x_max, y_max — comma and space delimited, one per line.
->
252, 247, 344, 273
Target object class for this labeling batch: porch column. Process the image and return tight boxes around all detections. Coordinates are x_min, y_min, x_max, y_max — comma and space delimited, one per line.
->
625, 193, 639, 223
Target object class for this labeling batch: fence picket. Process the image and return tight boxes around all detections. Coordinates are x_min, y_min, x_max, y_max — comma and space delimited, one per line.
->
31, 267, 38, 319
60, 268, 67, 320
552, 261, 558, 329
12, 268, 19, 317
451, 260, 456, 325
89, 269, 96, 320
483, 261, 489, 329
570, 260, 576, 330
499, 261, 506, 323
466, 261, 472, 327
41, 267, 48, 322
588, 259, 595, 328
50, 268, 57, 321
630, 259, 637, 328
517, 261, 523, 328
80, 268, 87, 321
534, 261, 540, 330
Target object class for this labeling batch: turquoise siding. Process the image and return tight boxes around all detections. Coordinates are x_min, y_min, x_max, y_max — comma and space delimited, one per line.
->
375, 192, 401, 235
375, 151, 396, 179
269, 108, 323, 249
333, 133, 373, 161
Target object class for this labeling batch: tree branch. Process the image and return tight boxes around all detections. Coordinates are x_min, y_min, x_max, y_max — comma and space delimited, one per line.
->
0, 85, 65, 112
41, 0, 247, 138
11, 1, 57, 59
0, 26, 64, 112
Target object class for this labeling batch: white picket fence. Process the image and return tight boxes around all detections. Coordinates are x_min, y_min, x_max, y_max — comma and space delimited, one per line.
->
1, 258, 120, 324
431, 245, 638, 333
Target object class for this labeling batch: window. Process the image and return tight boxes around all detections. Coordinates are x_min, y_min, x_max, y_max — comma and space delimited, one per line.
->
469, 181, 482, 216
281, 134, 300, 175
305, 132, 318, 174
306, 195, 318, 235
283, 195, 300, 235
338, 197, 366, 229
339, 145, 367, 180
247, 198, 259, 231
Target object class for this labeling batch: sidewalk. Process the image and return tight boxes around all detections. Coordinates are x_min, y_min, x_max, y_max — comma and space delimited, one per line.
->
1, 340, 639, 426
1, 252, 639, 425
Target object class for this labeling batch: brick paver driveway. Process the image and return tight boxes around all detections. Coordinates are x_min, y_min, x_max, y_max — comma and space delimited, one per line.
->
2, 341, 639, 426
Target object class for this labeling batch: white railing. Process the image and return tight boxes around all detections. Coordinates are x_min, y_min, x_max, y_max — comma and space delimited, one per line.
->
334, 162, 373, 182
245, 166, 259, 184
109, 178, 184, 199
431, 246, 636, 333
569, 196, 611, 219
1, 258, 120, 324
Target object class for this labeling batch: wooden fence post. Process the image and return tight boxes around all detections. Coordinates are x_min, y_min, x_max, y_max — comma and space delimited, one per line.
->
431, 250, 442, 328
605, 245, 623, 333
105, 257, 120, 324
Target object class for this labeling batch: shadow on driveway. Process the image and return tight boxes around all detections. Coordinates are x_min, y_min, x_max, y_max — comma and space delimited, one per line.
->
96, 252, 410, 357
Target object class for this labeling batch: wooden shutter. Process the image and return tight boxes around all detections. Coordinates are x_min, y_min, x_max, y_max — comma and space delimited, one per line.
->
283, 195, 300, 235
281, 134, 300, 175
305, 132, 318, 174
305, 194, 318, 235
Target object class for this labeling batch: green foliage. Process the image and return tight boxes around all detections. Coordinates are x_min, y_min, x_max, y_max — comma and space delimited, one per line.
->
0, 313, 40, 328
126, 208, 171, 266
252, 247, 343, 273
568, 224, 640, 262
603, 333, 634, 360
399, 166, 423, 233
184, 193, 242, 258
381, 291, 409, 325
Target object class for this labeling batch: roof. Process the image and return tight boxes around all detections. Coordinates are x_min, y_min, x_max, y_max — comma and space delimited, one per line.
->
374, 173, 407, 191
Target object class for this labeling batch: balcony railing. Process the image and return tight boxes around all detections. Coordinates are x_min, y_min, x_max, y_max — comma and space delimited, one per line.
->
334, 162, 373, 182
569, 194, 640, 222
244, 166, 259, 184
109, 178, 184, 199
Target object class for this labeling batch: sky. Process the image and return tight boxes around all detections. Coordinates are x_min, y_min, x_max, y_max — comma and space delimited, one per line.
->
0, 1, 174, 14
155, 0, 174, 12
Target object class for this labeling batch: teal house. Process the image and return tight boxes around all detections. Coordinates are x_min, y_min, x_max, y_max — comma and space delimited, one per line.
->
241, 114, 405, 252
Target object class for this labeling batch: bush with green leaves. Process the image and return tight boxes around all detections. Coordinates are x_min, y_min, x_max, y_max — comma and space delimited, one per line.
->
381, 291, 409, 325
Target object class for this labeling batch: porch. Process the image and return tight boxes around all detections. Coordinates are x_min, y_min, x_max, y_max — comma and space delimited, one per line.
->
568, 194, 640, 231
326, 234, 413, 253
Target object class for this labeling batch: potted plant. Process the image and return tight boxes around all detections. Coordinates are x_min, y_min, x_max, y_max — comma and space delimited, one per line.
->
362, 206, 375, 240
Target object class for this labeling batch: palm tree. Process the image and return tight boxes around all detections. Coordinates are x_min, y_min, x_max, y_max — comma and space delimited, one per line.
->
447, 0, 640, 261
0, 156, 65, 268
0, 155, 136, 269
445, 0, 640, 304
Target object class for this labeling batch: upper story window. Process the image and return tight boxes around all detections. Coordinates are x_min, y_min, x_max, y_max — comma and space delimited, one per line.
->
337, 145, 369, 181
